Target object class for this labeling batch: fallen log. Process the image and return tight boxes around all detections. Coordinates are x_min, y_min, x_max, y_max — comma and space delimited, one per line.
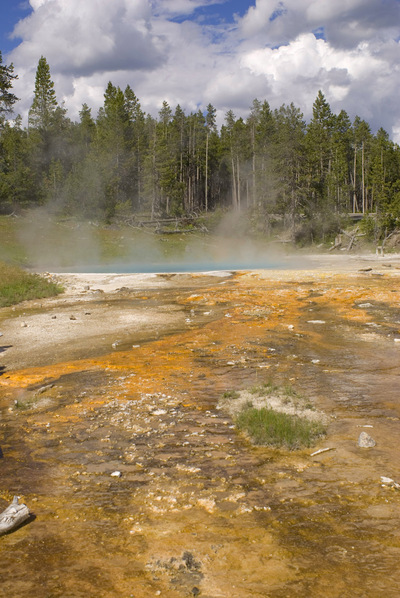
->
0, 496, 30, 536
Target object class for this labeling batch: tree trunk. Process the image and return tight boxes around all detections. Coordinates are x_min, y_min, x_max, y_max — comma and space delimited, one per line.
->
362, 140, 365, 214
353, 146, 358, 212
231, 156, 237, 208
236, 155, 241, 210
205, 132, 209, 212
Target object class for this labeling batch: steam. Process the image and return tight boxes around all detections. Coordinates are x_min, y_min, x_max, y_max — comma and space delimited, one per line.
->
17, 207, 287, 273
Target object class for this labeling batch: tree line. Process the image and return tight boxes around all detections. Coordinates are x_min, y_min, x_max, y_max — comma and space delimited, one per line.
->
1, 53, 400, 243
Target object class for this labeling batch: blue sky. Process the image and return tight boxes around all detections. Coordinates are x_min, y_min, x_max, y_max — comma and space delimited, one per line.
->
0, 2, 32, 54
2, 1, 400, 142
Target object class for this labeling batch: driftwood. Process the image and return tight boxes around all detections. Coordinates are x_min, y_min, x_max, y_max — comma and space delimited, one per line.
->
378, 228, 400, 256
0, 496, 30, 536
310, 447, 335, 457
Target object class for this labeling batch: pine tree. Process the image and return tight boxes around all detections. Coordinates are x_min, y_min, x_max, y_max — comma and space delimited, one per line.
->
0, 116, 35, 210
124, 85, 146, 211
273, 103, 306, 233
330, 110, 352, 212
305, 90, 334, 207
0, 51, 18, 122
247, 99, 275, 214
351, 117, 371, 213
205, 103, 217, 211
28, 56, 58, 130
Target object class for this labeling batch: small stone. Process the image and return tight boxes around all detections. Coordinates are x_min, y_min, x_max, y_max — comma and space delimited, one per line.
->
357, 431, 376, 448
111, 471, 122, 477
21, 322, 28, 327
70, 315, 77, 320
381, 476, 400, 489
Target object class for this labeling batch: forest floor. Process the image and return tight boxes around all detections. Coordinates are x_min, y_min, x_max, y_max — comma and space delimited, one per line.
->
0, 251, 400, 597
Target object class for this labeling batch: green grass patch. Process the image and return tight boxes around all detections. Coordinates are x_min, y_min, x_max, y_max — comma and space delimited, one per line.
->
249, 381, 281, 397
222, 390, 240, 400
0, 261, 63, 307
236, 405, 326, 449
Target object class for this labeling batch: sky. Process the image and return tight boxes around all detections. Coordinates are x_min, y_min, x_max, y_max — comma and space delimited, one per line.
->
1, 0, 400, 142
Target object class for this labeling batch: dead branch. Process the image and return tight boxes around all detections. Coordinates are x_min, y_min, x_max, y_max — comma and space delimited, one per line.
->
329, 234, 342, 251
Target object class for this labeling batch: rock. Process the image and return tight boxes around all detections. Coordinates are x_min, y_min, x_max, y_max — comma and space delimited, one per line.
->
21, 322, 28, 328
70, 315, 77, 320
37, 384, 54, 394
357, 431, 376, 448
381, 476, 400, 489
110, 471, 122, 477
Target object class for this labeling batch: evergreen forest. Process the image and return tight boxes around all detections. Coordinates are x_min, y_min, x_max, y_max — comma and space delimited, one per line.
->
1, 53, 400, 245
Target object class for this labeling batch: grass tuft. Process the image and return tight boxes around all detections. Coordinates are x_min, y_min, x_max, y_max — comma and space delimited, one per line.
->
249, 381, 279, 396
222, 390, 240, 400
236, 405, 326, 449
0, 261, 63, 307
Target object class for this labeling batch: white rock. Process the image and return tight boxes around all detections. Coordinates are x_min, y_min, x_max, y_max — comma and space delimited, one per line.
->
381, 476, 400, 489
357, 431, 376, 448
111, 471, 122, 477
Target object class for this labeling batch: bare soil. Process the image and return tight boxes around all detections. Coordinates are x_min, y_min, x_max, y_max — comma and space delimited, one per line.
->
1, 252, 400, 598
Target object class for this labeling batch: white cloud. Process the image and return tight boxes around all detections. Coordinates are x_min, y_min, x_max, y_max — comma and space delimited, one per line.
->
12, 0, 162, 76
240, 0, 400, 49
241, 32, 400, 137
6, 0, 400, 143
